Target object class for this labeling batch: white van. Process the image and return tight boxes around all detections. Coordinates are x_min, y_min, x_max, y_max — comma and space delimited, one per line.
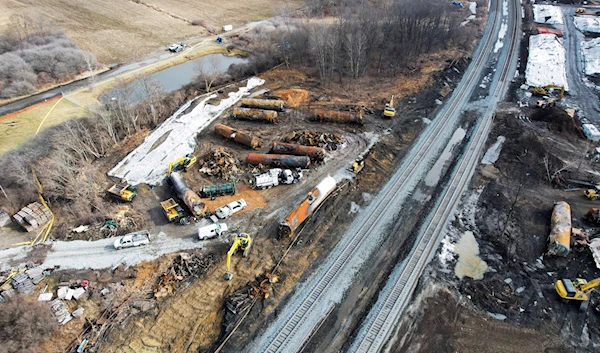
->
198, 223, 228, 240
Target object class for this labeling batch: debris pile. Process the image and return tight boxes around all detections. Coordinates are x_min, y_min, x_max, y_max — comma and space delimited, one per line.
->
13, 201, 52, 232
153, 253, 215, 299
11, 272, 35, 295
282, 131, 343, 151
223, 273, 279, 332
197, 149, 241, 180
50, 299, 72, 325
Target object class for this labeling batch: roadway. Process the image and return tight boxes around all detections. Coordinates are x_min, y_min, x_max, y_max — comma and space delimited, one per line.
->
246, 0, 522, 351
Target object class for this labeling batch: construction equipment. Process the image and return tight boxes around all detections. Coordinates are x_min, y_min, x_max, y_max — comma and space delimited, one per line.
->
585, 185, 600, 200
555, 277, 600, 309
161, 198, 185, 223
250, 168, 302, 190
576, 7, 586, 13
279, 176, 337, 237
107, 183, 137, 202
383, 96, 396, 118
350, 157, 365, 174
168, 154, 197, 175
224, 233, 253, 280
536, 97, 557, 109
533, 85, 564, 99
200, 178, 236, 199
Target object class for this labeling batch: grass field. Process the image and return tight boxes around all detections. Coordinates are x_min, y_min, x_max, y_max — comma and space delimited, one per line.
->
0, 0, 303, 63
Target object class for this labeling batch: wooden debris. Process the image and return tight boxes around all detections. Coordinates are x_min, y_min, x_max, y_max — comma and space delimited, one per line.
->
282, 131, 343, 151
153, 253, 215, 299
197, 148, 241, 180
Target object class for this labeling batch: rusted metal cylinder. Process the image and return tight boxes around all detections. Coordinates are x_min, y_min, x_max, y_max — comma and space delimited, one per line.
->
241, 98, 285, 111
215, 124, 260, 149
279, 176, 337, 237
548, 201, 571, 257
246, 153, 310, 168
170, 172, 207, 216
309, 109, 363, 125
233, 108, 278, 124
269, 142, 326, 161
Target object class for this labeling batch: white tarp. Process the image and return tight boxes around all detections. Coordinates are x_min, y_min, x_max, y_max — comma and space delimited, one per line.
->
582, 38, 600, 76
532, 4, 564, 25
469, 2, 477, 14
108, 77, 265, 185
589, 237, 600, 269
525, 34, 569, 90
574, 16, 600, 34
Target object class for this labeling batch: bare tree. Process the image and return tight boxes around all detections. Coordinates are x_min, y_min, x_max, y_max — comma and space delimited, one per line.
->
195, 55, 222, 93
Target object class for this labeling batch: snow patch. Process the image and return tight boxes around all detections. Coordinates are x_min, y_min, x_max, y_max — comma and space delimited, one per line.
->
438, 236, 456, 266
494, 22, 508, 53
525, 34, 569, 90
469, 1, 477, 15
532, 4, 564, 25
460, 15, 476, 27
582, 38, 600, 76
481, 136, 505, 165
574, 16, 600, 35
108, 77, 265, 185
348, 202, 361, 214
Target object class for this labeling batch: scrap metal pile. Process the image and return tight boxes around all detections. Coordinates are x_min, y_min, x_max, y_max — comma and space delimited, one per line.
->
197, 148, 242, 180
282, 131, 343, 151
153, 253, 215, 299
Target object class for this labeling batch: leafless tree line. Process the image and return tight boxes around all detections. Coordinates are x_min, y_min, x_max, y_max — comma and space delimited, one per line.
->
0, 78, 184, 224
269, 0, 477, 81
0, 14, 98, 98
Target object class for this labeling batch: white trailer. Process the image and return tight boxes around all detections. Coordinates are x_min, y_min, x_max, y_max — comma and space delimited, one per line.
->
251, 168, 302, 189
583, 123, 600, 141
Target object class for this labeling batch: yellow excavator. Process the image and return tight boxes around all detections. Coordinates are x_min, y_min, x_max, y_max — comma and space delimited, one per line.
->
383, 95, 396, 118
534, 85, 564, 108
350, 156, 365, 174
224, 233, 252, 280
585, 185, 600, 200
167, 154, 197, 175
555, 277, 600, 310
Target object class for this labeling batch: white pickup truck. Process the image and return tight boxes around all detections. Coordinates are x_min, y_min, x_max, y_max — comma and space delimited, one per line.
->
251, 168, 302, 190
215, 199, 247, 219
114, 231, 150, 250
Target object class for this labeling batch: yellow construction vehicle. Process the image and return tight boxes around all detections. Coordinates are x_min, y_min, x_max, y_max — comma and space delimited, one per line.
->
350, 156, 365, 174
383, 96, 396, 118
576, 7, 586, 13
160, 198, 185, 223
167, 154, 197, 175
107, 183, 137, 202
555, 277, 600, 310
536, 97, 557, 109
533, 85, 564, 99
585, 185, 600, 200
224, 233, 252, 280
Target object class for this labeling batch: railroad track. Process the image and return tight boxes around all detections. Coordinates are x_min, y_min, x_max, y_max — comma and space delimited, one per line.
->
347, 0, 522, 352
254, 2, 509, 352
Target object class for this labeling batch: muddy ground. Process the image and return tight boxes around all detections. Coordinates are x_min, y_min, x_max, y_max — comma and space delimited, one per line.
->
392, 108, 600, 352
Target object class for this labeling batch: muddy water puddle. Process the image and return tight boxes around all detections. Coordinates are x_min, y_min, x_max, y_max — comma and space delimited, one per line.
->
454, 231, 488, 280
424, 127, 466, 186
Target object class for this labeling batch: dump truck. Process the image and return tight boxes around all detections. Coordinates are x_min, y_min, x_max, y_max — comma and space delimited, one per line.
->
107, 183, 137, 202
170, 172, 207, 217
250, 168, 302, 189
161, 198, 185, 223
547, 201, 571, 257
200, 178, 236, 199
279, 176, 337, 238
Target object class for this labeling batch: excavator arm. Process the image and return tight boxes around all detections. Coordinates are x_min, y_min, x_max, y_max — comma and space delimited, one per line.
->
580, 277, 600, 292
224, 238, 241, 280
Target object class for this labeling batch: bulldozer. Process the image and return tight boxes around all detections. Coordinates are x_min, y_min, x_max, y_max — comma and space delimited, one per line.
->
167, 154, 197, 175
107, 183, 137, 202
224, 233, 252, 280
534, 85, 564, 109
350, 156, 365, 174
383, 95, 396, 118
555, 277, 600, 310
585, 185, 600, 200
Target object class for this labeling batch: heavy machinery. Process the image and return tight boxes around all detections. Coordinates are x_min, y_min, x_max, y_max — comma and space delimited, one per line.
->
350, 157, 365, 174
200, 178, 236, 199
250, 168, 302, 189
536, 97, 557, 109
585, 185, 600, 200
168, 154, 197, 175
383, 95, 396, 118
224, 233, 252, 280
555, 277, 600, 310
533, 85, 565, 99
107, 183, 137, 202
161, 198, 185, 223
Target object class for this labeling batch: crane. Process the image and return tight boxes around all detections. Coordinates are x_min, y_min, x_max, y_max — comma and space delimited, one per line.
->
167, 154, 197, 175
555, 277, 600, 310
224, 233, 252, 280
383, 95, 396, 118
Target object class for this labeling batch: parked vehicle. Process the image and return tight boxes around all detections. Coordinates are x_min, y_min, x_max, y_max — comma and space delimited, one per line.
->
251, 168, 302, 189
168, 43, 185, 52
215, 199, 247, 219
198, 223, 228, 240
114, 231, 150, 249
